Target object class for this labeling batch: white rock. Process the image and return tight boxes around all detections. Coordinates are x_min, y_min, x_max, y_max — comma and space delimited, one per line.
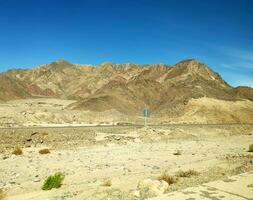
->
33, 178, 41, 182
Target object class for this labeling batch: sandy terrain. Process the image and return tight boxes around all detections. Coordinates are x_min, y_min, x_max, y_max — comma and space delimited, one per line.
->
0, 98, 126, 127
1, 98, 253, 128
0, 125, 253, 199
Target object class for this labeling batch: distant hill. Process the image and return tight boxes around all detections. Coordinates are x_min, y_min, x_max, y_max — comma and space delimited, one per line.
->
1, 59, 253, 123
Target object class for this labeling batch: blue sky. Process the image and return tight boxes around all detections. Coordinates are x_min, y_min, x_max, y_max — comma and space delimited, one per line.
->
0, 0, 252, 87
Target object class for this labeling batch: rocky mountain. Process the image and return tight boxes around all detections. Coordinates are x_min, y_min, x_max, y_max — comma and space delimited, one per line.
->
1, 59, 253, 121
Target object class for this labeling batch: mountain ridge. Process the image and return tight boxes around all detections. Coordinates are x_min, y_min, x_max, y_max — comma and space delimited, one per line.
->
0, 59, 253, 118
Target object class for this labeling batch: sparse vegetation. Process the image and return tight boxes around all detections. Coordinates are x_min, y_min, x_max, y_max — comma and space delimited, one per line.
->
0, 189, 5, 200
12, 147, 23, 155
176, 169, 200, 178
101, 179, 112, 187
39, 148, 50, 154
158, 172, 177, 185
249, 144, 253, 152
42, 172, 65, 190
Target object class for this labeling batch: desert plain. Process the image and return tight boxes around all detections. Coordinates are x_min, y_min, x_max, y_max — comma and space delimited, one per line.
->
0, 101, 252, 199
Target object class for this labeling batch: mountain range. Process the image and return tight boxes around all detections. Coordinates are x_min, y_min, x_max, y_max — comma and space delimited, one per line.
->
1, 59, 253, 122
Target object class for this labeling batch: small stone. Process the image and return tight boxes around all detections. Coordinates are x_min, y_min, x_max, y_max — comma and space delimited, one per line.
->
34, 178, 41, 182
2, 155, 9, 160
9, 181, 16, 185
152, 166, 160, 170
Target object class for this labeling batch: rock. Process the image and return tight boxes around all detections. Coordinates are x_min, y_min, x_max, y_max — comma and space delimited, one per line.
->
9, 181, 16, 185
137, 178, 169, 199
33, 178, 41, 182
12, 173, 19, 178
2, 155, 8, 160
115, 136, 121, 140
132, 190, 140, 198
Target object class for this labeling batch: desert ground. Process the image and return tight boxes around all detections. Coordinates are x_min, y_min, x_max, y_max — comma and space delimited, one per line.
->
0, 98, 121, 127
0, 97, 252, 200
0, 123, 253, 199
1, 98, 253, 129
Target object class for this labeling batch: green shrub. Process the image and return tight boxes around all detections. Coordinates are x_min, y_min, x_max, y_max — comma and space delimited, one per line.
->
42, 172, 65, 190
249, 144, 253, 152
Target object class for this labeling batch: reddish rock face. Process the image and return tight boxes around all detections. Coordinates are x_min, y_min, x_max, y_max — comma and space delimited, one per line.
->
26, 84, 56, 97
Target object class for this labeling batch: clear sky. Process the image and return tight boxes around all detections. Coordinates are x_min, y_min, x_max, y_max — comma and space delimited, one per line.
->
0, 0, 252, 87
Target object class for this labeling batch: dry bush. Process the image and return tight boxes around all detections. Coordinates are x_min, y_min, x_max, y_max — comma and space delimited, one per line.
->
39, 148, 50, 155
249, 144, 253, 152
0, 189, 5, 200
158, 172, 177, 185
12, 147, 23, 155
176, 169, 200, 178
101, 179, 112, 187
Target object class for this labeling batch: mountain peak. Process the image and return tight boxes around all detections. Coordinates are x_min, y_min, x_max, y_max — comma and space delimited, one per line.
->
52, 58, 71, 65
175, 59, 203, 69
48, 59, 75, 71
175, 59, 214, 73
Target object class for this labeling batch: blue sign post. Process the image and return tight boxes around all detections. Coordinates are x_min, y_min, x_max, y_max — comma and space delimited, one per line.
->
143, 109, 150, 126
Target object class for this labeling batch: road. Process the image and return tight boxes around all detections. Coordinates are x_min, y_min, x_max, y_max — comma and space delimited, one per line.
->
0, 123, 253, 130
